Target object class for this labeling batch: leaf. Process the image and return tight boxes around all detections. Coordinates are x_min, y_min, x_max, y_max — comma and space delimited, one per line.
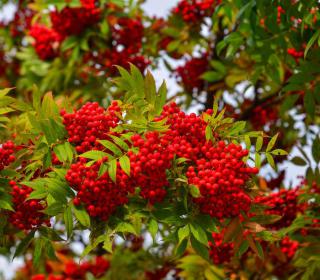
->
98, 140, 123, 156
72, 204, 90, 228
64, 206, 73, 239
271, 149, 288, 156
266, 153, 276, 170
312, 137, 320, 163
201, 71, 224, 82
256, 136, 263, 152
255, 241, 264, 260
175, 238, 188, 258
291, 156, 307, 166
109, 135, 129, 151
178, 225, 190, 244
190, 223, 208, 246
38, 227, 64, 241
108, 159, 117, 183
237, 240, 249, 257
119, 155, 130, 176
190, 236, 209, 261
144, 70, 156, 105
304, 29, 320, 58
205, 126, 213, 141
13, 231, 35, 259
0, 200, 14, 211
148, 219, 158, 242
33, 238, 43, 268
44, 203, 64, 216
224, 217, 241, 242
266, 133, 278, 152
115, 222, 137, 235
190, 185, 201, 198
80, 150, 108, 160
304, 90, 315, 119
244, 135, 251, 150
255, 152, 261, 168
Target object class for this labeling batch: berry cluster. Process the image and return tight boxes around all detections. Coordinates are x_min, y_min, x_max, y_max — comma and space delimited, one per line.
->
31, 256, 110, 280
130, 132, 174, 204
61, 101, 120, 153
9, 181, 49, 230
64, 101, 258, 220
66, 157, 134, 220
50, 0, 101, 38
29, 25, 62, 60
209, 232, 234, 265
175, 54, 209, 94
8, 5, 34, 38
280, 236, 299, 260
173, 0, 219, 23
0, 140, 16, 170
105, 17, 149, 75
255, 188, 305, 229
251, 105, 278, 130
287, 48, 304, 58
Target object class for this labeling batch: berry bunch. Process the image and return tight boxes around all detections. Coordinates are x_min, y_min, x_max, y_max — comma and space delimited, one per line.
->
209, 232, 234, 265
66, 158, 134, 220
64, 101, 258, 220
280, 236, 299, 259
0, 140, 16, 170
175, 54, 209, 94
287, 48, 304, 58
61, 101, 120, 153
255, 188, 305, 229
29, 25, 62, 60
173, 0, 219, 23
251, 105, 278, 130
31, 256, 110, 280
50, 1, 101, 38
130, 132, 174, 204
9, 181, 49, 230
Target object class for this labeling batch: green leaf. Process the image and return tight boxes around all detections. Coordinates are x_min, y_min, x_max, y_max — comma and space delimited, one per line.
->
266, 153, 276, 170
144, 70, 156, 105
190, 223, 208, 246
148, 219, 158, 242
13, 231, 35, 259
72, 204, 90, 228
271, 149, 288, 156
255, 152, 261, 168
109, 135, 129, 151
64, 206, 73, 239
291, 156, 307, 166
175, 238, 188, 257
33, 238, 44, 268
98, 140, 123, 156
0, 200, 14, 211
201, 71, 224, 82
190, 185, 201, 198
312, 137, 320, 163
256, 136, 263, 152
304, 29, 320, 58
115, 222, 137, 235
178, 225, 190, 244
244, 135, 251, 150
119, 155, 130, 176
108, 159, 117, 182
205, 126, 213, 141
44, 203, 64, 216
190, 235, 209, 261
304, 91, 315, 118
266, 133, 278, 152
80, 150, 108, 160
237, 240, 249, 257
38, 227, 64, 241
256, 241, 264, 260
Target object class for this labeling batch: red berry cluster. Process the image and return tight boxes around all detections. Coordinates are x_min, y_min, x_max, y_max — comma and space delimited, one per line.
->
160, 103, 258, 218
255, 188, 305, 229
31, 256, 110, 280
66, 157, 134, 220
277, 6, 285, 24
287, 48, 304, 58
251, 105, 278, 130
64, 101, 258, 220
105, 17, 149, 75
61, 101, 120, 153
130, 132, 174, 204
175, 54, 209, 94
50, 1, 101, 38
29, 25, 62, 60
209, 232, 234, 265
0, 140, 16, 170
8, 6, 34, 38
9, 181, 49, 230
173, 0, 219, 23
280, 236, 299, 259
